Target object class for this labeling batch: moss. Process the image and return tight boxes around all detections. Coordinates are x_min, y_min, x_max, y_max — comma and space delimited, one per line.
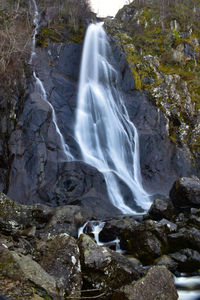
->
69, 27, 84, 43
37, 26, 64, 47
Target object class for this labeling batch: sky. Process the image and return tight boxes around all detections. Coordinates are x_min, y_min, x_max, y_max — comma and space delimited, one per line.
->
90, 0, 128, 17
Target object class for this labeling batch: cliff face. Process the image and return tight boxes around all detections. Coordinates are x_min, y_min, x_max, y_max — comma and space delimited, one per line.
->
105, 0, 200, 174
0, 0, 199, 217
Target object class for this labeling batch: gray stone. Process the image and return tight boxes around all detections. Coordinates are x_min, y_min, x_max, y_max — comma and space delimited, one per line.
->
112, 266, 178, 300
37, 234, 82, 298
148, 199, 175, 221
78, 234, 139, 298
170, 248, 200, 272
0, 249, 60, 299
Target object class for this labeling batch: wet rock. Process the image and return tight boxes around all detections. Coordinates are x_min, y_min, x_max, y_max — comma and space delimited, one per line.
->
112, 266, 178, 300
170, 248, 200, 273
78, 234, 139, 298
154, 255, 178, 272
170, 176, 200, 209
37, 234, 82, 298
148, 198, 175, 221
0, 248, 60, 299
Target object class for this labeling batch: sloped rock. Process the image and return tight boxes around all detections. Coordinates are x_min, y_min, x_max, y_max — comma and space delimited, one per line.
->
170, 177, 200, 209
78, 234, 139, 298
111, 266, 178, 300
0, 248, 60, 299
159, 219, 177, 233
37, 234, 82, 298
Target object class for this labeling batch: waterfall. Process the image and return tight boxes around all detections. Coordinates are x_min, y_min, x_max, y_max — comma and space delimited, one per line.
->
30, 0, 72, 160
75, 23, 151, 214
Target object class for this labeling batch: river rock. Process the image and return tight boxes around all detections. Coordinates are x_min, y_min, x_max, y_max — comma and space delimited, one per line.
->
170, 176, 200, 209
37, 234, 82, 298
78, 234, 139, 299
111, 266, 178, 300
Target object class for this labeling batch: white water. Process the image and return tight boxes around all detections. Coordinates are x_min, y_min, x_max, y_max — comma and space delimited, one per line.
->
78, 221, 105, 245
75, 23, 151, 214
30, 0, 72, 159
175, 276, 200, 300
78, 221, 123, 252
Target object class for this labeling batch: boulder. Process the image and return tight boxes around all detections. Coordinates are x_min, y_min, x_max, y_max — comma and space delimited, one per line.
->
78, 234, 139, 299
41, 205, 90, 238
121, 220, 167, 264
168, 227, 200, 252
148, 198, 175, 221
170, 248, 200, 273
0, 248, 61, 299
154, 255, 178, 272
111, 266, 178, 300
99, 216, 139, 245
170, 177, 200, 209
99, 218, 168, 264
37, 234, 82, 298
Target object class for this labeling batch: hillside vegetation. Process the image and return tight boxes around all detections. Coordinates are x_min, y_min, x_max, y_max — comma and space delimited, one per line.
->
105, 0, 200, 165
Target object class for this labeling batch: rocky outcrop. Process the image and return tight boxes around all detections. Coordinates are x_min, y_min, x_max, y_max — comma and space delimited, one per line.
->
0, 192, 179, 299
1, 174, 200, 298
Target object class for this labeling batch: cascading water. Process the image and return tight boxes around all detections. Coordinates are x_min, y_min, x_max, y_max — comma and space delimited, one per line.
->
30, 0, 72, 160
75, 23, 151, 214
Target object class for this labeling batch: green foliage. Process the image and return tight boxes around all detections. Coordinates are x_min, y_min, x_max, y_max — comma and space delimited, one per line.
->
172, 28, 180, 41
